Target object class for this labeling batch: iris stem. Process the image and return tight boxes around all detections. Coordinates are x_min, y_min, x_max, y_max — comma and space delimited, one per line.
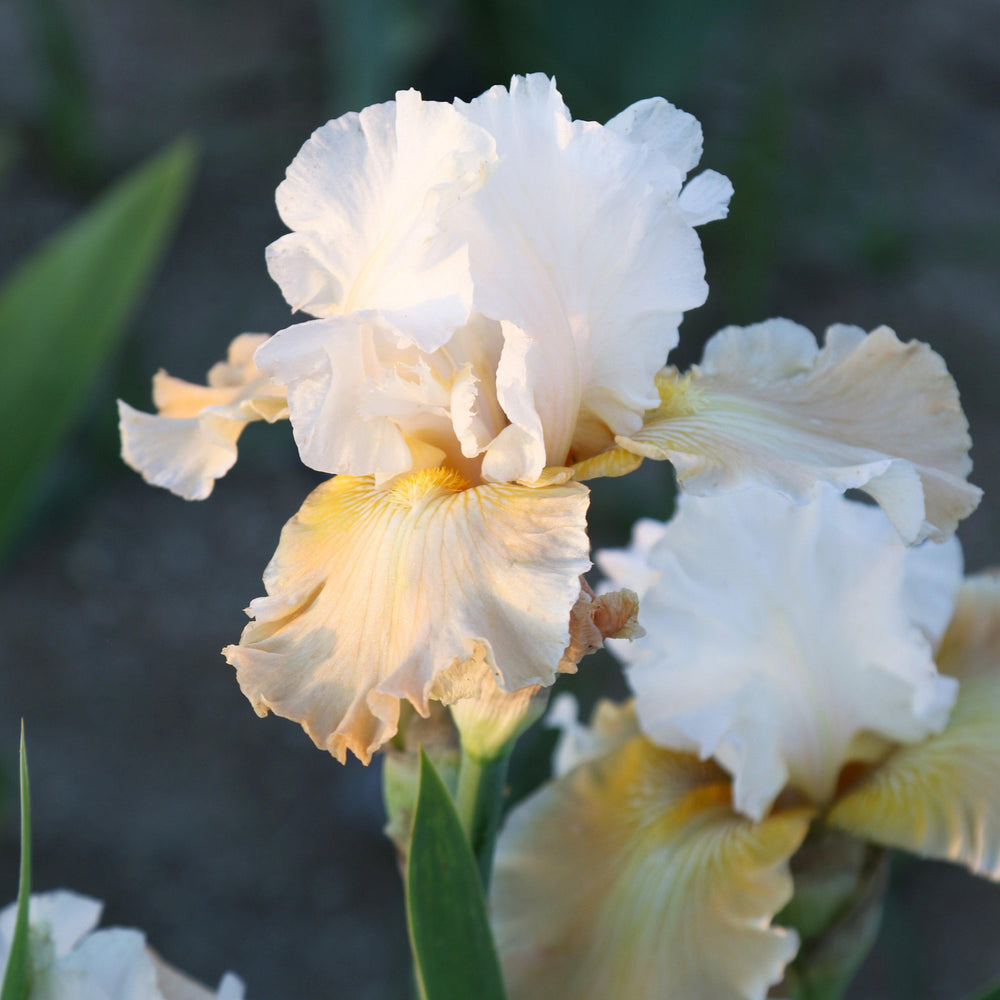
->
455, 743, 513, 889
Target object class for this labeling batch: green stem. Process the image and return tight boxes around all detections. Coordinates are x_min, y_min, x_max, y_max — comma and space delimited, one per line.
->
455, 744, 512, 889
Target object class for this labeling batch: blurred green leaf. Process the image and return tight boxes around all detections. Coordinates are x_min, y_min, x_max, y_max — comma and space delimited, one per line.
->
406, 751, 507, 1000
0, 138, 198, 560
18, 0, 97, 188
971, 985, 1000, 1000
0, 726, 32, 1000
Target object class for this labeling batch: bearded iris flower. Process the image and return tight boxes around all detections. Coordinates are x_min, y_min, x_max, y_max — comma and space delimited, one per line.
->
490, 488, 1000, 999
118, 74, 979, 768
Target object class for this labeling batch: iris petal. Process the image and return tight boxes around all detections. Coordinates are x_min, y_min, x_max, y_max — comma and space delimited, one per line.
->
224, 470, 590, 763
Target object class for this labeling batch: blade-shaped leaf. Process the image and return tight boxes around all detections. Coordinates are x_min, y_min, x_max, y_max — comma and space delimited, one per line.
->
0, 726, 32, 1000
0, 138, 197, 559
406, 751, 507, 1000
971, 985, 1000, 1000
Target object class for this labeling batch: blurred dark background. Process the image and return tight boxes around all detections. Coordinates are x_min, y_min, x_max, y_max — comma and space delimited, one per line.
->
1, 0, 999, 996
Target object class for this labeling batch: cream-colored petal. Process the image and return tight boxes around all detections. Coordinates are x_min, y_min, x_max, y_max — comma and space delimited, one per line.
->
153, 954, 217, 1000
568, 446, 644, 481
452, 74, 715, 477
607, 489, 959, 820
492, 736, 814, 1000
449, 580, 640, 760
547, 695, 640, 777
266, 91, 494, 347
224, 470, 590, 763
618, 320, 981, 543
119, 334, 287, 500
152, 953, 246, 1000
829, 573, 1000, 878
256, 313, 502, 482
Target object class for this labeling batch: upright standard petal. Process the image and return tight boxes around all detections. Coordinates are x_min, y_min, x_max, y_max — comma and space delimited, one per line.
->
617, 320, 981, 543
118, 333, 287, 500
607, 489, 959, 820
491, 735, 813, 1000
224, 469, 590, 764
265, 90, 494, 346
452, 74, 725, 481
829, 573, 1000, 879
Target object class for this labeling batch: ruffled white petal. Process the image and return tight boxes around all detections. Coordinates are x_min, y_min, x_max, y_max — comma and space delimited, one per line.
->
255, 313, 505, 480
450, 74, 720, 479
678, 169, 735, 226
265, 91, 494, 349
595, 516, 668, 600
902, 533, 964, 647
604, 96, 704, 176
224, 469, 590, 763
118, 334, 287, 500
617, 320, 982, 543
491, 736, 813, 1000
51, 927, 158, 999
828, 574, 1000, 878
609, 488, 959, 820
0, 890, 102, 960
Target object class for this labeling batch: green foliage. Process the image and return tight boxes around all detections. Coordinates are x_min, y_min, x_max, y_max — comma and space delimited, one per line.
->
971, 985, 1000, 1000
17, 0, 97, 188
0, 728, 32, 1000
406, 751, 507, 1000
0, 139, 198, 561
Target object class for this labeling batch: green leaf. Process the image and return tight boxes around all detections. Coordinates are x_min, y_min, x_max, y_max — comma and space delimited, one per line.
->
406, 751, 507, 1000
1, 725, 32, 1000
971, 985, 1000, 1000
0, 138, 197, 560
18, 0, 98, 188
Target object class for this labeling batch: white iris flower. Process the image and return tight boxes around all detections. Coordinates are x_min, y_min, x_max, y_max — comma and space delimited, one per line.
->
490, 489, 1000, 999
0, 891, 244, 1000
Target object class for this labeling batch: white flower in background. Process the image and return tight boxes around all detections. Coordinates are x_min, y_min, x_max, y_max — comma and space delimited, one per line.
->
602, 487, 963, 820
492, 490, 1000, 1000
0, 891, 244, 1000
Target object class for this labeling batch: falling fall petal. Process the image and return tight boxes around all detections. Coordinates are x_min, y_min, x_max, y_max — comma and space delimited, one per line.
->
617, 320, 981, 543
224, 468, 590, 764
828, 573, 1000, 879
118, 333, 287, 500
491, 736, 814, 1000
